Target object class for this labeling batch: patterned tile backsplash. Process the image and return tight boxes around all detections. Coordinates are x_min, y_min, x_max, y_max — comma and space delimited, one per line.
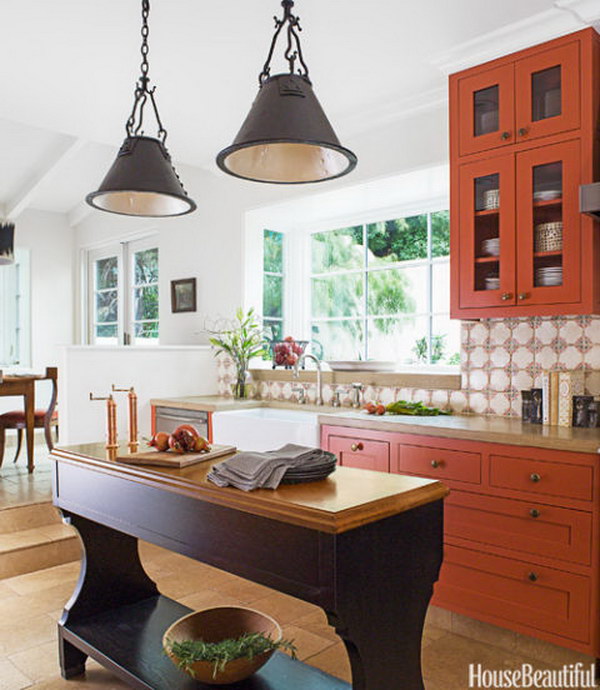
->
216, 315, 600, 418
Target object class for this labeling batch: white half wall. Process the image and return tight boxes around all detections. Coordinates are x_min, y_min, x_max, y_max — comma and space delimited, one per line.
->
59, 345, 218, 444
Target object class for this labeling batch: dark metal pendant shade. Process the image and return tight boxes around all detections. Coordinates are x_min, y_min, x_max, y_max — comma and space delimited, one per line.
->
86, 136, 196, 217
217, 74, 357, 184
0, 223, 15, 266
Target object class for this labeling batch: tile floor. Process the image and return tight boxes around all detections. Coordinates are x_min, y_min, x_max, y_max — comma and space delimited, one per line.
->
0, 442, 53, 509
0, 542, 593, 690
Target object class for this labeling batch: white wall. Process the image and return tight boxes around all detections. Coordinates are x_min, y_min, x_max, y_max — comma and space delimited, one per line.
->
59, 345, 218, 444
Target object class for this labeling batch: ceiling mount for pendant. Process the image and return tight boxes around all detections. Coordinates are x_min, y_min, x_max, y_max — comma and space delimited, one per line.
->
86, 0, 196, 217
216, 0, 357, 185
0, 223, 15, 266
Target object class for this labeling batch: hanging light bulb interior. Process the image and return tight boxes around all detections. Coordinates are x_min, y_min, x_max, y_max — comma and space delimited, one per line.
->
86, 0, 196, 217
216, 0, 357, 184
0, 223, 15, 266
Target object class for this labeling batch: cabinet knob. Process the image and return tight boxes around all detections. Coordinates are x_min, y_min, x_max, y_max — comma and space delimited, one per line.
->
530, 473, 541, 483
518, 127, 529, 136
501, 131, 511, 140
501, 292, 513, 301
350, 442, 364, 452
431, 460, 442, 468
528, 571, 539, 582
518, 292, 529, 301
529, 508, 541, 518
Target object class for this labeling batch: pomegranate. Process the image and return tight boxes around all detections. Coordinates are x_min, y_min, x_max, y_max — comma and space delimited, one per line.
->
168, 428, 196, 454
148, 432, 170, 451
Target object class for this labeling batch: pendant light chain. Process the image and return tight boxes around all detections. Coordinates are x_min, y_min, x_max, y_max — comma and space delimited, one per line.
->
126, 0, 167, 143
259, 0, 310, 85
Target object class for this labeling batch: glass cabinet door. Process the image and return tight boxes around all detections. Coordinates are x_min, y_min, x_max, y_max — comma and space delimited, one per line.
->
515, 41, 580, 143
458, 155, 516, 309
515, 139, 580, 307
458, 64, 514, 157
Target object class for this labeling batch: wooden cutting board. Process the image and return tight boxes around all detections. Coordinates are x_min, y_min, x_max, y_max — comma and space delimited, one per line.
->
116, 444, 236, 468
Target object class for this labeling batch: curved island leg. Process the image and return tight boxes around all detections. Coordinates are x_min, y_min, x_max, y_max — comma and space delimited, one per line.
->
58, 512, 159, 679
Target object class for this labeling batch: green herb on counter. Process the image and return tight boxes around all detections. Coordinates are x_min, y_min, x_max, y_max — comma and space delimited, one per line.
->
386, 400, 451, 416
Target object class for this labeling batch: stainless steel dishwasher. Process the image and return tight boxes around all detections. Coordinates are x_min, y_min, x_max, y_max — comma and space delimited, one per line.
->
154, 406, 209, 437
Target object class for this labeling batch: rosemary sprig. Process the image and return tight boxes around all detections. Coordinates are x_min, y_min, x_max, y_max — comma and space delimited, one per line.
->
166, 632, 297, 679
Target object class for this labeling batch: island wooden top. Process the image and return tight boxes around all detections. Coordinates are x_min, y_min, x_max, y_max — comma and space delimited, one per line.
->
51, 442, 448, 534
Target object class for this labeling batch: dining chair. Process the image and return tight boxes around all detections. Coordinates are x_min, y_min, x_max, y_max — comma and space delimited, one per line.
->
0, 367, 59, 467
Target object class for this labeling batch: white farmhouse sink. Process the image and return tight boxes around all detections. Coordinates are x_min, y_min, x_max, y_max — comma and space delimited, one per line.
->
211, 407, 320, 451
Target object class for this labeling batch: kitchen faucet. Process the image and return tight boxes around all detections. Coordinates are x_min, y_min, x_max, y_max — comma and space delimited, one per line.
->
293, 353, 324, 406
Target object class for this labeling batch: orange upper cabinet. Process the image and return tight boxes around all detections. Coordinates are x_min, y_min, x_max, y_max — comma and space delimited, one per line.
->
514, 42, 580, 145
450, 28, 599, 319
458, 65, 515, 156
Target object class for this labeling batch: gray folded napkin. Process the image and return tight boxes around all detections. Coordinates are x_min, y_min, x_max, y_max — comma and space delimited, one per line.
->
207, 443, 335, 491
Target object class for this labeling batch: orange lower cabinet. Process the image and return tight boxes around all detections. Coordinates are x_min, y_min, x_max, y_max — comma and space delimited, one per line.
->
399, 444, 482, 484
435, 545, 591, 644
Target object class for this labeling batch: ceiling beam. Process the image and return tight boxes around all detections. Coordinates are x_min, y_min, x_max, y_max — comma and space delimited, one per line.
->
67, 199, 94, 228
5, 137, 87, 220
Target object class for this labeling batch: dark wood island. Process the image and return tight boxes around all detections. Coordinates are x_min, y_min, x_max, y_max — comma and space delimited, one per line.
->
51, 442, 448, 690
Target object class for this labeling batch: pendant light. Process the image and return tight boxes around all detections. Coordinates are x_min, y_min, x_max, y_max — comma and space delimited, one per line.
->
86, 0, 196, 217
216, 0, 357, 185
0, 223, 15, 266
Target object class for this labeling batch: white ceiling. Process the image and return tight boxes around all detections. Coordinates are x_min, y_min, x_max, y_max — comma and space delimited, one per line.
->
0, 0, 593, 221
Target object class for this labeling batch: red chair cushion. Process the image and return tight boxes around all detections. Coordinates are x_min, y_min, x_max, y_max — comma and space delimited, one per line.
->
0, 409, 58, 425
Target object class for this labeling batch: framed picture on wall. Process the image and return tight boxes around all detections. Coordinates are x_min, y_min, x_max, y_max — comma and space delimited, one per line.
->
171, 278, 197, 313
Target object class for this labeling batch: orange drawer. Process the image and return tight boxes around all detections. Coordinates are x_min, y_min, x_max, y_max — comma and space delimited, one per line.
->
445, 491, 592, 565
489, 454, 593, 502
328, 435, 390, 472
399, 444, 481, 484
435, 545, 591, 642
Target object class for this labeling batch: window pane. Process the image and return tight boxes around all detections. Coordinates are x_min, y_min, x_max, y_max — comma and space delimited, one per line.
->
134, 248, 158, 284
431, 210, 450, 258
263, 274, 283, 318
473, 85, 499, 136
311, 320, 364, 360
311, 226, 363, 273
368, 316, 429, 364
264, 319, 283, 341
134, 286, 158, 321
264, 230, 284, 273
432, 315, 461, 365
367, 215, 427, 266
96, 290, 118, 323
96, 324, 117, 339
532, 65, 561, 122
134, 321, 159, 339
368, 266, 427, 316
96, 257, 118, 289
432, 260, 450, 313
312, 274, 364, 318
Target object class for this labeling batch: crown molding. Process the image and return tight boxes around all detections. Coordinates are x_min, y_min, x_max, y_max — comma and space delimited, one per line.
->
430, 6, 589, 75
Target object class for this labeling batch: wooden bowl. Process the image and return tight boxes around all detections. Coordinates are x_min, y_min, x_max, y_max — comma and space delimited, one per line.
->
163, 606, 282, 685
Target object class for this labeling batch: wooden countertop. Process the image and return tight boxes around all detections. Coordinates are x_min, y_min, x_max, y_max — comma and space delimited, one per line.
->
51, 442, 448, 534
319, 410, 600, 454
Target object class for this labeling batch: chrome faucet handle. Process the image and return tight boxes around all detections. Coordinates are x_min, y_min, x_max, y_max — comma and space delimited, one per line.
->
351, 382, 364, 408
332, 389, 341, 407
291, 385, 306, 404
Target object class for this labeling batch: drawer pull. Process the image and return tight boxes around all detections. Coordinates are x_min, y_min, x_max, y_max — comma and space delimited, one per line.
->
529, 508, 541, 518
501, 131, 511, 140
528, 571, 539, 582
350, 442, 364, 452
530, 473, 541, 483
431, 460, 443, 468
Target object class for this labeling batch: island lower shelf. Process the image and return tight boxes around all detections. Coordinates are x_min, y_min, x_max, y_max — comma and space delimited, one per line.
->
61, 595, 350, 690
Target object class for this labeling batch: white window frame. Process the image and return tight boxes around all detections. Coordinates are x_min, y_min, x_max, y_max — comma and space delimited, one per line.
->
0, 248, 31, 367
85, 235, 159, 346
262, 229, 285, 339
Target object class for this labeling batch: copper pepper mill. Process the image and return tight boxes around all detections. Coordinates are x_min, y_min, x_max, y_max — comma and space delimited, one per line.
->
112, 385, 139, 452
89, 393, 118, 452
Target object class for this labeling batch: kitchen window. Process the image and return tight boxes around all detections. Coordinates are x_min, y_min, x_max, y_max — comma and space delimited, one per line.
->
0, 248, 30, 366
87, 236, 159, 345
263, 229, 285, 340
309, 211, 460, 365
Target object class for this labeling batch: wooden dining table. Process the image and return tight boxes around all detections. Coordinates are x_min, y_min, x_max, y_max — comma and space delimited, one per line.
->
0, 372, 44, 473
